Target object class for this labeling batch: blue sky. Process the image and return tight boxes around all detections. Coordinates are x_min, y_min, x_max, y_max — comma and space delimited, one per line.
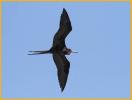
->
2, 2, 130, 98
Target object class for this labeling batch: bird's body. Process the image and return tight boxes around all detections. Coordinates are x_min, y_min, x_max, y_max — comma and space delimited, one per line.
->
29, 8, 77, 92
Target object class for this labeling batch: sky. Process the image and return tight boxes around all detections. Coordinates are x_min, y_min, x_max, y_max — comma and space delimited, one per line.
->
2, 2, 130, 98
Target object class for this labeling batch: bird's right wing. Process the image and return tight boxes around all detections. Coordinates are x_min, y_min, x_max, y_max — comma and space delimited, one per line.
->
53, 8, 72, 48
52, 52, 70, 91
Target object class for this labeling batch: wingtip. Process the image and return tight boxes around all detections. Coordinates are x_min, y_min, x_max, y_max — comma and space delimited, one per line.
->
61, 87, 64, 92
62, 8, 67, 13
63, 8, 66, 11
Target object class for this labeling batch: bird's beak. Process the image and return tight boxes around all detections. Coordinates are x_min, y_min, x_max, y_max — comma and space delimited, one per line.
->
72, 51, 78, 53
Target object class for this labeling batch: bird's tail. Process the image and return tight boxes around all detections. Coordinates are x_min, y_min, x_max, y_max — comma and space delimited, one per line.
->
28, 50, 51, 55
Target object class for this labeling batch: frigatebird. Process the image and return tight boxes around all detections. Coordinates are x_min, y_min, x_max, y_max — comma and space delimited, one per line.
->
28, 8, 77, 92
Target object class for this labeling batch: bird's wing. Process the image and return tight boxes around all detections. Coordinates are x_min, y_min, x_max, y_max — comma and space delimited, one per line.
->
52, 52, 70, 91
53, 8, 72, 48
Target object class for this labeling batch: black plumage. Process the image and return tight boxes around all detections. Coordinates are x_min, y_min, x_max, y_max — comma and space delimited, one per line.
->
29, 8, 76, 92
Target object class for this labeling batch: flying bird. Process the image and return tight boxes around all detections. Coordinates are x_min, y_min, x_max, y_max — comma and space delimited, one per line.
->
28, 8, 77, 92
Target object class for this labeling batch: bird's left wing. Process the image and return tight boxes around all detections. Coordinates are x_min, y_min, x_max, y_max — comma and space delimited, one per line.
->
52, 52, 70, 91
53, 8, 72, 48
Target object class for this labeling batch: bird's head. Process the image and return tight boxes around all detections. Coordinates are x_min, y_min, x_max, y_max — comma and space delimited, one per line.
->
63, 47, 78, 55
67, 48, 78, 55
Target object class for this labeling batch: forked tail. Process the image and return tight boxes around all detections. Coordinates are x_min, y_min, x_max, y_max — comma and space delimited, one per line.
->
28, 50, 51, 55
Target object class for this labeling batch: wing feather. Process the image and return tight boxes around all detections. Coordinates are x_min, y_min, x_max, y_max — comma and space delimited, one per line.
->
52, 52, 70, 91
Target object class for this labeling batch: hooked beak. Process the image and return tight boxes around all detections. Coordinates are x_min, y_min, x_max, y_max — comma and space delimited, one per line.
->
72, 51, 78, 53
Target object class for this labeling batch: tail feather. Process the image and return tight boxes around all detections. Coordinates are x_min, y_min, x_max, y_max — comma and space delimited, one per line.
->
28, 50, 50, 55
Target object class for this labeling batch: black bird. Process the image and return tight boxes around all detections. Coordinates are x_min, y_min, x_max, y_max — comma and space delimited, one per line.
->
29, 8, 77, 92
